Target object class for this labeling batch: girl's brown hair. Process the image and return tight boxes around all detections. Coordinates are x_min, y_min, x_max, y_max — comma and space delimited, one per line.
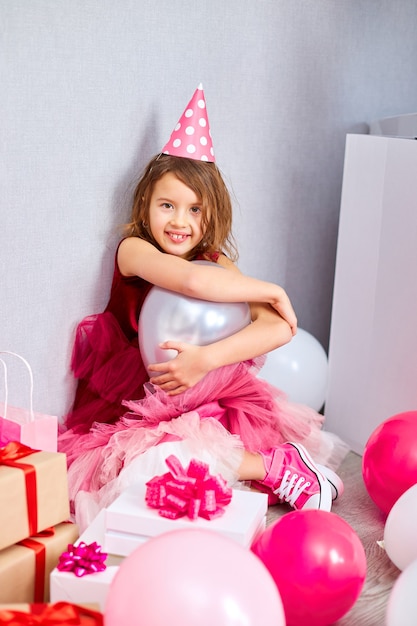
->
123, 154, 238, 261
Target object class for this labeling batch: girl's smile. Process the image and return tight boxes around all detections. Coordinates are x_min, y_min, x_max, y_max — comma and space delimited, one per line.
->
148, 172, 205, 258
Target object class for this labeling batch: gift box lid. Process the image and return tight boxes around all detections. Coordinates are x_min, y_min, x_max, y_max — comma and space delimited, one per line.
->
105, 480, 268, 547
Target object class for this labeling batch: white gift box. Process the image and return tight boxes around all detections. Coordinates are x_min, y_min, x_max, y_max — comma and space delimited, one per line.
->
105, 515, 267, 558
49, 566, 118, 612
50, 509, 122, 611
104, 481, 268, 556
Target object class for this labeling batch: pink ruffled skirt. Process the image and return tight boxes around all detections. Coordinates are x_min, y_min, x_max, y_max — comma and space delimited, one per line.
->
59, 356, 348, 530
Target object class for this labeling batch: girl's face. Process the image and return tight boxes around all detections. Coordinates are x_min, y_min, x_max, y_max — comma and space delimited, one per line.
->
148, 172, 206, 258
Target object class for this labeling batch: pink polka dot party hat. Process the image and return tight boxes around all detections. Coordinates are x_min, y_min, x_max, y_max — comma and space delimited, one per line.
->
161, 83, 215, 162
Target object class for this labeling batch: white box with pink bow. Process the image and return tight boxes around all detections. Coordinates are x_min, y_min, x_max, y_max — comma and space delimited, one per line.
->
104, 478, 267, 558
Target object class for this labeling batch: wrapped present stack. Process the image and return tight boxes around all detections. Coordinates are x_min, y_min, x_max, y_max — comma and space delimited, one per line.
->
0, 441, 79, 604
50, 455, 268, 612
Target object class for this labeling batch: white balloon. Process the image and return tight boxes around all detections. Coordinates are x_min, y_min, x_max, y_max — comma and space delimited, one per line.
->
139, 261, 251, 372
384, 483, 417, 571
257, 328, 328, 411
386, 559, 417, 626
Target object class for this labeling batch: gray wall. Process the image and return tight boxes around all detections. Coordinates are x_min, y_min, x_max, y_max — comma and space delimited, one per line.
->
1, 1, 417, 418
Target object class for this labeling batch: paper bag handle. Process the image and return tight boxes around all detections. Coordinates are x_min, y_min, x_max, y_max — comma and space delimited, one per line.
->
0, 351, 34, 422
0, 359, 8, 413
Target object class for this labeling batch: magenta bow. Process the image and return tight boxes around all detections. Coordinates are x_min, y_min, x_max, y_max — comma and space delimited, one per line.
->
145, 455, 233, 521
56, 541, 107, 577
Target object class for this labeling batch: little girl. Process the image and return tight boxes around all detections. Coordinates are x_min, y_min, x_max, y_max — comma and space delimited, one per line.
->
59, 86, 346, 529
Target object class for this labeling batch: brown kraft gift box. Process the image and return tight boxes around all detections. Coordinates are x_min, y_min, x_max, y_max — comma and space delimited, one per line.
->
0, 443, 70, 551
0, 521, 79, 603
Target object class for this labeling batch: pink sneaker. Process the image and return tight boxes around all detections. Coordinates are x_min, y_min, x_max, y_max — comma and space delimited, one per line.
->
255, 442, 333, 511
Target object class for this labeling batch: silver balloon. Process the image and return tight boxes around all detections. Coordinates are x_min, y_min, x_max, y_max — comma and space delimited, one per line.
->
138, 261, 251, 371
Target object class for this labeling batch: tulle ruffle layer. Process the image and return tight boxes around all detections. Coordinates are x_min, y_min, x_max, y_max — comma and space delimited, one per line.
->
120, 357, 323, 454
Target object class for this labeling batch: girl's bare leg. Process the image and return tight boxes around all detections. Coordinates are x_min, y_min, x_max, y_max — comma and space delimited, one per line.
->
237, 450, 267, 481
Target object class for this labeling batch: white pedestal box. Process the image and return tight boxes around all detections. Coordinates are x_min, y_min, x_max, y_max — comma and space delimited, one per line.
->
325, 134, 417, 454
104, 515, 267, 558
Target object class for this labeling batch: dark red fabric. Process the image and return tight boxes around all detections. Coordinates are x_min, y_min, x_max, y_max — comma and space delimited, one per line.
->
63, 247, 152, 433
104, 263, 152, 342
62, 244, 219, 434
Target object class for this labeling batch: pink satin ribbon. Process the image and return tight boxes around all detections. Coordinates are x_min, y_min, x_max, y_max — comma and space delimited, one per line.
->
57, 542, 107, 577
145, 454, 233, 520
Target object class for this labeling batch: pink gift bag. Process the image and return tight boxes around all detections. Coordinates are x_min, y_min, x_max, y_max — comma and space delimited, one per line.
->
0, 351, 58, 452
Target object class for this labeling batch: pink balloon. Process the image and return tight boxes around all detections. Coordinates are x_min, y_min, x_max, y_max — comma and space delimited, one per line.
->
362, 411, 417, 514
105, 528, 285, 626
251, 510, 366, 626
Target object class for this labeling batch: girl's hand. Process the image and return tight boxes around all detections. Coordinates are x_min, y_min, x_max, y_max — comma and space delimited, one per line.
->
148, 342, 212, 395
272, 291, 298, 336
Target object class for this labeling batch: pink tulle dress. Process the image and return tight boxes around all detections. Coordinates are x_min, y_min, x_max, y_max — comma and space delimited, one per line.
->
59, 242, 348, 530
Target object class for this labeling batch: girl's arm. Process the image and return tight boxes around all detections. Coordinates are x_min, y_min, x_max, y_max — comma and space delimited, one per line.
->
118, 237, 297, 333
149, 300, 292, 395
143, 254, 295, 395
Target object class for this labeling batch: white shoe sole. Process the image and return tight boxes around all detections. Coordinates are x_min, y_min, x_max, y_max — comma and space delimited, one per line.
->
317, 464, 344, 500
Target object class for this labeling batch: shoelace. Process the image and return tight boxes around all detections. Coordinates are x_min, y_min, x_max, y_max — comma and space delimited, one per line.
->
273, 471, 311, 507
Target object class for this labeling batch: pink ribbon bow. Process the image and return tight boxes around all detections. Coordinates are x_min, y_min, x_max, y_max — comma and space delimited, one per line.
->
57, 541, 107, 577
145, 455, 233, 521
